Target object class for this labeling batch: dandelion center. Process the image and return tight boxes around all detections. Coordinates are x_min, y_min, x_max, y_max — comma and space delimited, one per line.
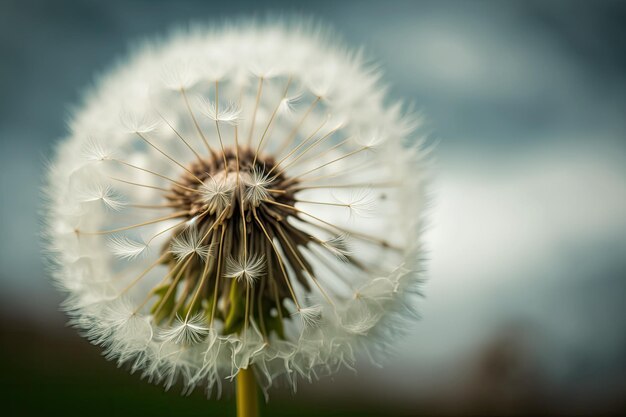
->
154, 145, 325, 336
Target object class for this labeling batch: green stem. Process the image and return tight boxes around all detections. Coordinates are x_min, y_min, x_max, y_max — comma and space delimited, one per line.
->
236, 367, 259, 417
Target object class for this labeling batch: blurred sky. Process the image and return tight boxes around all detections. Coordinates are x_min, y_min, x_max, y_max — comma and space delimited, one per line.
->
1, 0, 625, 415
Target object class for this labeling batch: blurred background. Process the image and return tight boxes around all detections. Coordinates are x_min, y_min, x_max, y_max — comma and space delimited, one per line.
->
1, 0, 625, 415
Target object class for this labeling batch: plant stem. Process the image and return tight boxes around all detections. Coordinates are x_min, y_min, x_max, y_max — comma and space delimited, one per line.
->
236, 367, 259, 417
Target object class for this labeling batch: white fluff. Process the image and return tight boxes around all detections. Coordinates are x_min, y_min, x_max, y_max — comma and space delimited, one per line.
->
170, 226, 213, 261
78, 184, 127, 211
43, 19, 428, 397
108, 236, 149, 260
160, 314, 211, 345
199, 176, 235, 214
198, 97, 242, 125
242, 167, 272, 207
320, 233, 353, 263
224, 255, 266, 285
293, 305, 323, 328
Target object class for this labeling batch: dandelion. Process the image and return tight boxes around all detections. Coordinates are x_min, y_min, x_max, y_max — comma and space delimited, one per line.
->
43, 19, 428, 415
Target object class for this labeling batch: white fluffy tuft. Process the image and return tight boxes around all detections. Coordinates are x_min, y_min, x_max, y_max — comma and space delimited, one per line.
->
199, 176, 235, 214
224, 255, 266, 285
170, 226, 213, 261
78, 184, 127, 211
160, 314, 211, 345
320, 234, 352, 262
293, 305, 323, 328
108, 236, 149, 260
198, 97, 242, 125
243, 168, 272, 207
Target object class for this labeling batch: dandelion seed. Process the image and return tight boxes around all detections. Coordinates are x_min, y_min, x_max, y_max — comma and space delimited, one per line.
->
108, 236, 149, 260
333, 188, 377, 218
78, 184, 126, 211
160, 314, 210, 345
224, 255, 266, 285
198, 176, 235, 214
293, 305, 323, 328
198, 97, 242, 125
277, 93, 302, 117
82, 138, 113, 162
161, 61, 200, 90
170, 226, 213, 261
320, 234, 352, 262
242, 167, 272, 207
119, 110, 160, 133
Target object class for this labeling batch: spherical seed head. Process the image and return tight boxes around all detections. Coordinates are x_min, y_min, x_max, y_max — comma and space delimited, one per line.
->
43, 20, 428, 396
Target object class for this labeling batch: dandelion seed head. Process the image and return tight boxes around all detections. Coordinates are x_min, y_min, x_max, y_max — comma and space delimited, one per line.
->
44, 20, 428, 396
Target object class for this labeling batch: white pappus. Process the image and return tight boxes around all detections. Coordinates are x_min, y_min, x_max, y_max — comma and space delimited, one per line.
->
42, 19, 429, 398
